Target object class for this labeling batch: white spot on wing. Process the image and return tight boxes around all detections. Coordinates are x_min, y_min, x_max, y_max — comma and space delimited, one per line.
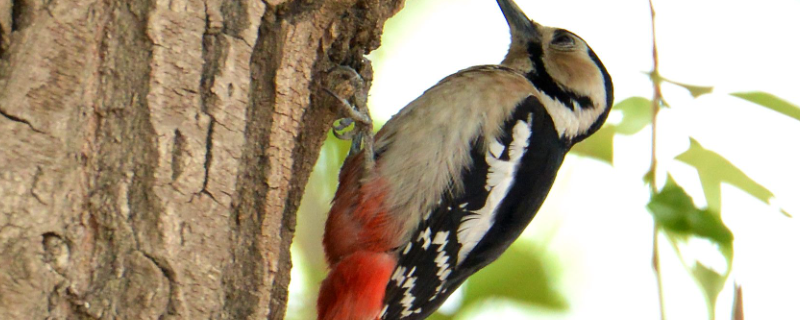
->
380, 305, 388, 318
457, 119, 531, 264
400, 275, 417, 317
438, 269, 451, 281
488, 140, 505, 158
402, 242, 412, 255
418, 227, 432, 250
433, 231, 450, 280
391, 265, 423, 317
428, 231, 452, 302
392, 266, 406, 284
432, 231, 449, 245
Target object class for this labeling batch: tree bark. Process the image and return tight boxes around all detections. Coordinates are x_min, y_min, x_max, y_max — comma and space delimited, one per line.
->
0, 0, 403, 319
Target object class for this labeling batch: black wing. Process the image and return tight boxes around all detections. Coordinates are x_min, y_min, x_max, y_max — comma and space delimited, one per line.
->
381, 96, 569, 320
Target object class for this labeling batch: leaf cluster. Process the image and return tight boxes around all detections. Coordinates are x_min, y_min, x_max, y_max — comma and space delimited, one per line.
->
575, 86, 797, 319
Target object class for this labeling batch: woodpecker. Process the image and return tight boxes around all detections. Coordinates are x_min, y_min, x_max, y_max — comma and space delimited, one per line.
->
318, 0, 613, 319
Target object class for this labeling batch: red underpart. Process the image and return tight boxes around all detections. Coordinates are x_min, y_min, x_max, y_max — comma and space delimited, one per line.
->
319, 152, 408, 320
322, 153, 407, 262
317, 251, 396, 320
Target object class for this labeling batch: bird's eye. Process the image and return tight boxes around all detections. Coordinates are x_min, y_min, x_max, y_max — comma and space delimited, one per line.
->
551, 34, 575, 47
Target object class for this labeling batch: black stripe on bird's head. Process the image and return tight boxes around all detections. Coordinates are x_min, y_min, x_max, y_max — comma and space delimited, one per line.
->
497, 0, 614, 142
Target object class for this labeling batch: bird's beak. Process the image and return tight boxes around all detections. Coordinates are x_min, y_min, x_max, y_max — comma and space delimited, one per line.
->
496, 0, 540, 43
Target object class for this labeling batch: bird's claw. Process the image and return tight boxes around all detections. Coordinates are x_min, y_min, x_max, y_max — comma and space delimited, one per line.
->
333, 117, 354, 132
324, 66, 376, 170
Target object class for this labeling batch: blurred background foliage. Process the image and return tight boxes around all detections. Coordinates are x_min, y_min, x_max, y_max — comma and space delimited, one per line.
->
287, 0, 800, 319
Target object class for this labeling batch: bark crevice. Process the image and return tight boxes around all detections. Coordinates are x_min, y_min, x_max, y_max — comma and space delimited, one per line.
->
219, 5, 280, 318
11, 0, 27, 31
0, 105, 43, 133
171, 130, 186, 181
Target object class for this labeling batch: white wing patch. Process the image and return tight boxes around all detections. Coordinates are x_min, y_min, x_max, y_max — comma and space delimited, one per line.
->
456, 119, 532, 264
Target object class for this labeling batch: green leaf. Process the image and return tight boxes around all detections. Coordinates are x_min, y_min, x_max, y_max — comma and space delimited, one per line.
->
649, 177, 734, 320
676, 138, 774, 213
647, 176, 733, 245
613, 97, 652, 135
663, 78, 714, 98
461, 241, 568, 312
571, 124, 615, 164
692, 263, 728, 320
643, 167, 654, 186
732, 91, 800, 122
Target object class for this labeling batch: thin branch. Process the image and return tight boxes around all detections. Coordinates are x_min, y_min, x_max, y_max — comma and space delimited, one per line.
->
648, 0, 667, 320
732, 283, 744, 320
648, 3, 662, 192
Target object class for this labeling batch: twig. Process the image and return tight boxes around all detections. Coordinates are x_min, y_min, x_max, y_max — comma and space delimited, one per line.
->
648, 0, 667, 319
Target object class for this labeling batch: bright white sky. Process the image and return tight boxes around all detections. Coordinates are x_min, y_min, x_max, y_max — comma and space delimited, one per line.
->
362, 0, 800, 319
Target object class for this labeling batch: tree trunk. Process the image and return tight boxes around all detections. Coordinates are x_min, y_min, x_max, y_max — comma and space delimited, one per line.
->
0, 0, 403, 319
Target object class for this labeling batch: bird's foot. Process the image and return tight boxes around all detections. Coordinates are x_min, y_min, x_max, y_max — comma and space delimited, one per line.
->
324, 66, 375, 170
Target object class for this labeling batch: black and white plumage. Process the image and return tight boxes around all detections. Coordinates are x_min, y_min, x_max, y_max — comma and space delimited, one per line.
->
377, 1, 614, 319
382, 88, 571, 319
316, 0, 613, 319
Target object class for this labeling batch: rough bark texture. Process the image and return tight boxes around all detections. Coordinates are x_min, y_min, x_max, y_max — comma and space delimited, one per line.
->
0, 0, 403, 319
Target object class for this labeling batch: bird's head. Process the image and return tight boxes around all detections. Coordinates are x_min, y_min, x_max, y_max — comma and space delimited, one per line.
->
497, 0, 613, 142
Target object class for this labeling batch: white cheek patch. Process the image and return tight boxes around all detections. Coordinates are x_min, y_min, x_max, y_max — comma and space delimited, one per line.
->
541, 49, 609, 140
456, 118, 532, 264
536, 88, 607, 139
